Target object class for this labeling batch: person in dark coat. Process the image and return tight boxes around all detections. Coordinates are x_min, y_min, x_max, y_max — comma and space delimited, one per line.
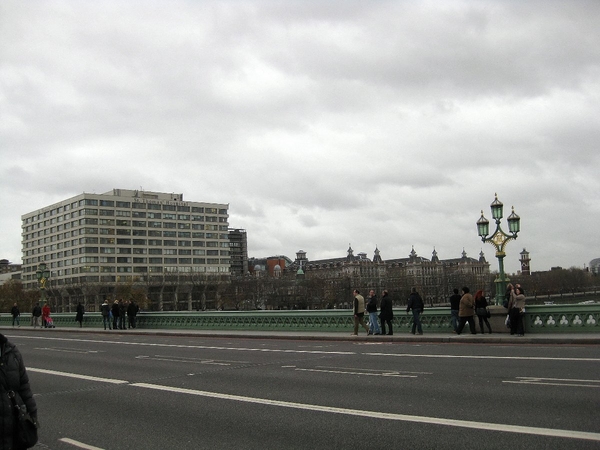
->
118, 301, 126, 330
127, 301, 139, 329
475, 290, 492, 334
10, 304, 20, 328
75, 302, 85, 328
449, 289, 461, 332
0, 333, 38, 450
365, 290, 382, 335
101, 300, 112, 330
31, 304, 42, 329
111, 300, 120, 331
406, 288, 424, 335
379, 290, 394, 335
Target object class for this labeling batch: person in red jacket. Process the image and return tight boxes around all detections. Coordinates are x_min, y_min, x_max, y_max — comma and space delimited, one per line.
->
41, 304, 51, 328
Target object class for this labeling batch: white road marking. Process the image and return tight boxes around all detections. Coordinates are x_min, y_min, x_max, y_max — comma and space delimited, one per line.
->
294, 368, 418, 378
60, 437, 104, 449
135, 355, 233, 365
365, 352, 600, 362
12, 335, 600, 362
503, 376, 600, 388
286, 365, 429, 378
131, 382, 600, 442
27, 368, 128, 384
12, 335, 355, 355
34, 347, 99, 354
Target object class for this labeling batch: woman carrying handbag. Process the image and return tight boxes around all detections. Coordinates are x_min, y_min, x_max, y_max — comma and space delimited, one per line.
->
0, 333, 38, 449
474, 290, 492, 334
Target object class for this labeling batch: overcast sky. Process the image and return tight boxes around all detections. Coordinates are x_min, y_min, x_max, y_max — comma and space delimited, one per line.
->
1, 1, 599, 275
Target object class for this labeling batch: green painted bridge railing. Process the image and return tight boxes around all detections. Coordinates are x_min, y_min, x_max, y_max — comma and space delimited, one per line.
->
2, 304, 599, 333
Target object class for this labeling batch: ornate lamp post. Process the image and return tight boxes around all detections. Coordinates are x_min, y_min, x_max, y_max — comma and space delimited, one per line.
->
477, 194, 520, 305
36, 262, 50, 307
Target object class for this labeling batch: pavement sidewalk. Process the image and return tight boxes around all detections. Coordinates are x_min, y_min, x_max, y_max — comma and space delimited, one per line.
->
2, 326, 599, 344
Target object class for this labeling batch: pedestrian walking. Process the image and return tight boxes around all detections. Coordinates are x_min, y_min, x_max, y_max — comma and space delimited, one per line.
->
475, 290, 492, 334
366, 290, 381, 335
101, 300, 112, 330
351, 289, 370, 336
449, 288, 461, 332
406, 287, 424, 335
0, 333, 38, 449
11, 303, 20, 327
76, 302, 85, 328
379, 290, 393, 335
31, 303, 42, 328
456, 287, 477, 335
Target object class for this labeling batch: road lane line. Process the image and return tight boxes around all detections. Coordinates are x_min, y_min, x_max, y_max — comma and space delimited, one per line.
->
60, 438, 104, 449
365, 352, 600, 362
12, 335, 600, 362
131, 382, 600, 442
34, 347, 98, 354
27, 368, 128, 384
294, 368, 417, 377
504, 381, 600, 388
518, 376, 600, 383
503, 376, 600, 388
135, 355, 231, 365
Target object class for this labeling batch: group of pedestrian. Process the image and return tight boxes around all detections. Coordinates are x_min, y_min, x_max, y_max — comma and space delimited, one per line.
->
351, 284, 527, 337
27, 302, 54, 328
352, 288, 424, 336
454, 286, 492, 335
351, 289, 395, 336
100, 299, 139, 330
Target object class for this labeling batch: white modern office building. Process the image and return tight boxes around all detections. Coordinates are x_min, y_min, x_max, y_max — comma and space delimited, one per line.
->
21, 189, 230, 291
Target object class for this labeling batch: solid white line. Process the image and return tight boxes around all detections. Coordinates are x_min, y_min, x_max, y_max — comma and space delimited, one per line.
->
131, 383, 600, 442
518, 377, 600, 383
503, 381, 600, 388
27, 368, 128, 384
364, 352, 600, 362
12, 335, 355, 355
59, 437, 104, 449
503, 376, 600, 388
12, 335, 600, 362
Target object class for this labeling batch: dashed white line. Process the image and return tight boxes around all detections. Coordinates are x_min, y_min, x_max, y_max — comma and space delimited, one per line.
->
59, 438, 104, 449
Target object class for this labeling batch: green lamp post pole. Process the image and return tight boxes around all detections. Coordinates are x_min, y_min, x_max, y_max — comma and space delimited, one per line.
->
477, 194, 521, 306
36, 262, 50, 308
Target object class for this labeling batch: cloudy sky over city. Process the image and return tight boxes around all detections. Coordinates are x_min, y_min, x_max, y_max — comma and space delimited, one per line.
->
1, 0, 598, 274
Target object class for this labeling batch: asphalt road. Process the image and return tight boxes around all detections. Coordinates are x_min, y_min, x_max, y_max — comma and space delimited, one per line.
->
5, 330, 600, 450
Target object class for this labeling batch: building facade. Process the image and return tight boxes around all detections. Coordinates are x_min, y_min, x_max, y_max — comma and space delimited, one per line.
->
284, 246, 491, 306
21, 189, 230, 305
228, 228, 249, 277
